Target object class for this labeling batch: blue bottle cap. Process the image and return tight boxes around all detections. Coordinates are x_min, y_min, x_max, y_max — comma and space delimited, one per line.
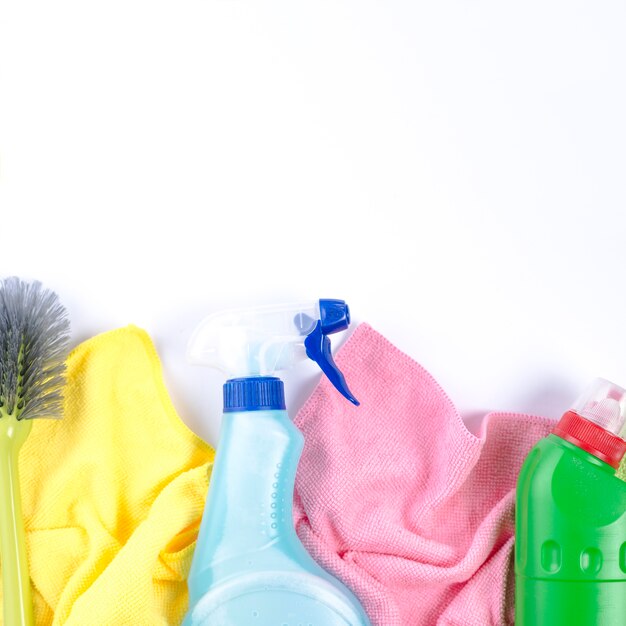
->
223, 377, 286, 412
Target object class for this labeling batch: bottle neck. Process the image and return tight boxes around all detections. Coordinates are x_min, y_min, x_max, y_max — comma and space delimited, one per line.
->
188, 408, 303, 598
547, 434, 617, 474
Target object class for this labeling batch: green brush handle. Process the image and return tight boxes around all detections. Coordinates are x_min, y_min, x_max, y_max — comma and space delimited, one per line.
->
0, 413, 34, 626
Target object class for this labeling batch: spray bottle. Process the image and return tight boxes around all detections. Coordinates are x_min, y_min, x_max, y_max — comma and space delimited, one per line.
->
183, 299, 371, 626
515, 378, 626, 625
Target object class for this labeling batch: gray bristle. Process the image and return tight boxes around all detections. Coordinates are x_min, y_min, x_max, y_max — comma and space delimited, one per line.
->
0, 277, 70, 420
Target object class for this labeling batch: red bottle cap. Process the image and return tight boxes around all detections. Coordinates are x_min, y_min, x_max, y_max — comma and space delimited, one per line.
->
553, 410, 626, 469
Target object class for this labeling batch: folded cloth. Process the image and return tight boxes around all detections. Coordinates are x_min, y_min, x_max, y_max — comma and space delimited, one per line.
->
2, 326, 214, 625
293, 323, 557, 625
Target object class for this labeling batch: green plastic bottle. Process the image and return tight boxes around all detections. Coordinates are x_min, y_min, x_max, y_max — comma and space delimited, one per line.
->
515, 378, 626, 625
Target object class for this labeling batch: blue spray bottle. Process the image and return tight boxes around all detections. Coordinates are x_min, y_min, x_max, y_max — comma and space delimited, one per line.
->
183, 299, 372, 626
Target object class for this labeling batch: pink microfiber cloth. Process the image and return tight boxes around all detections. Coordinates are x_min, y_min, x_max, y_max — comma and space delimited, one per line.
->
293, 323, 556, 625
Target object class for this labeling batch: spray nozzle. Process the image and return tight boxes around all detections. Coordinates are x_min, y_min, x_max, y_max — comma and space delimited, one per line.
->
188, 298, 359, 405
302, 299, 358, 405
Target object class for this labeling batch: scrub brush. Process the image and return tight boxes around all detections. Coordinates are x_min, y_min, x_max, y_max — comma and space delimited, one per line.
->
0, 277, 70, 626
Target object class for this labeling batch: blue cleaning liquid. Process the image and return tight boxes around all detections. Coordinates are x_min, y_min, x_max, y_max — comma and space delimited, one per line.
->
184, 407, 371, 626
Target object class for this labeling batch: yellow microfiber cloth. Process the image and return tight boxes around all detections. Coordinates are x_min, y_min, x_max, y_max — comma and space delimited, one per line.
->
1, 325, 214, 625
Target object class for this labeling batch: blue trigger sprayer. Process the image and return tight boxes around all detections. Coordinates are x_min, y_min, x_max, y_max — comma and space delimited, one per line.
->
183, 299, 371, 626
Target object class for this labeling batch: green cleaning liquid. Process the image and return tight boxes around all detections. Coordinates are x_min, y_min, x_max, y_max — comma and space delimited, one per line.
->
515, 379, 626, 625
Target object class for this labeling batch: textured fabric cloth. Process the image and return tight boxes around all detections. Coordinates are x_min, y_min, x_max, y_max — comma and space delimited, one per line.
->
293, 323, 558, 626
2, 326, 214, 625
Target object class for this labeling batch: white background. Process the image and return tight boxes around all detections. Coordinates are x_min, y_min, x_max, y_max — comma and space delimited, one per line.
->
1, 1, 625, 445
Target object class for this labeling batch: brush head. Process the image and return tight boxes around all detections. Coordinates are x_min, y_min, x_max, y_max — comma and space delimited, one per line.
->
0, 277, 70, 420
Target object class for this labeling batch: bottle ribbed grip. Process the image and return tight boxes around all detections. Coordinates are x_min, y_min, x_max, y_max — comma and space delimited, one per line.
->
553, 411, 626, 468
223, 377, 286, 412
